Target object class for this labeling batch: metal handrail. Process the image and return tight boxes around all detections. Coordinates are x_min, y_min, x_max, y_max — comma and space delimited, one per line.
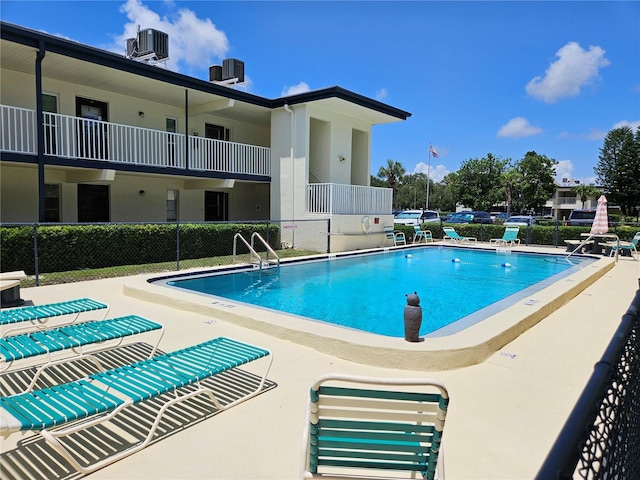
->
251, 232, 280, 269
232, 232, 280, 271
232, 233, 263, 267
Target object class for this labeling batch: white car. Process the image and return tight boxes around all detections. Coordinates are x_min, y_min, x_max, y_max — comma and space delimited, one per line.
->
504, 215, 537, 227
394, 210, 441, 226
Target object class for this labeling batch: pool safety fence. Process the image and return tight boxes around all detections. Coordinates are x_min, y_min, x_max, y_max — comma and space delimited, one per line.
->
0, 219, 329, 286
536, 287, 640, 479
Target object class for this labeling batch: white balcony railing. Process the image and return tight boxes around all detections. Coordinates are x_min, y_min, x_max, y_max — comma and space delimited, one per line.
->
307, 183, 392, 215
0, 105, 270, 177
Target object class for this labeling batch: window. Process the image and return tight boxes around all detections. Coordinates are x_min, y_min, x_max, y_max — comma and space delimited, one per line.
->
44, 184, 61, 222
167, 189, 178, 222
205, 123, 230, 141
43, 93, 58, 154
166, 117, 177, 166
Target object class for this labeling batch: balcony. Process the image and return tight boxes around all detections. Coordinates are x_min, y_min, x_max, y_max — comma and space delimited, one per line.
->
0, 105, 270, 177
307, 183, 392, 215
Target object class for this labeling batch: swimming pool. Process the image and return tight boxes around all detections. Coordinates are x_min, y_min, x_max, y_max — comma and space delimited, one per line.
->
162, 247, 595, 338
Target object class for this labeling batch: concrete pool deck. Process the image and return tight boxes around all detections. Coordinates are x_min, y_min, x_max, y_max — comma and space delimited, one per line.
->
1, 244, 638, 479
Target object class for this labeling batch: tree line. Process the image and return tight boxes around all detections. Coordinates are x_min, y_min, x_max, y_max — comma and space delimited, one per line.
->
373, 126, 640, 217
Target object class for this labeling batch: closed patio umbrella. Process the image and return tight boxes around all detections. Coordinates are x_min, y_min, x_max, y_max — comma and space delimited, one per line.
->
590, 195, 609, 235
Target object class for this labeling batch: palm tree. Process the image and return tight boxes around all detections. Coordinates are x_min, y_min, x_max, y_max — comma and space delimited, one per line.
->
377, 159, 406, 211
573, 185, 601, 208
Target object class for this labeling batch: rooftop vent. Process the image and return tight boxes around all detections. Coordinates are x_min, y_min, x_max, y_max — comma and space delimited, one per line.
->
126, 27, 169, 65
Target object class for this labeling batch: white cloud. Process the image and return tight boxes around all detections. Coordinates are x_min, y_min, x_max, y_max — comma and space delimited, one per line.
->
612, 119, 640, 131
414, 162, 449, 183
525, 42, 610, 104
555, 160, 574, 182
497, 117, 543, 138
557, 129, 607, 140
376, 88, 388, 101
112, 0, 229, 73
281, 82, 311, 96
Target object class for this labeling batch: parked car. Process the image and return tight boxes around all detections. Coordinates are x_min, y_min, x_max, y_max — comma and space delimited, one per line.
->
568, 209, 597, 226
490, 212, 509, 221
443, 211, 493, 224
394, 209, 441, 226
504, 215, 538, 227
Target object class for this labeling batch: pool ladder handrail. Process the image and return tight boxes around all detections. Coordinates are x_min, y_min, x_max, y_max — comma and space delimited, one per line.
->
566, 233, 620, 262
233, 232, 280, 270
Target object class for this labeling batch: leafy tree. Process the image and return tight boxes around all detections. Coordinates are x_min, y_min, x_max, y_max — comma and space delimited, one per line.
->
452, 154, 508, 211
500, 166, 522, 217
573, 184, 601, 208
377, 159, 406, 210
370, 175, 387, 188
595, 126, 640, 216
514, 151, 558, 214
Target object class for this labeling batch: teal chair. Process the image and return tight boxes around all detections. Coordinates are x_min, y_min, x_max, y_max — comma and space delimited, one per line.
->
384, 225, 407, 246
413, 225, 434, 244
302, 374, 450, 480
607, 232, 639, 259
0, 337, 273, 474
443, 226, 477, 243
490, 226, 520, 247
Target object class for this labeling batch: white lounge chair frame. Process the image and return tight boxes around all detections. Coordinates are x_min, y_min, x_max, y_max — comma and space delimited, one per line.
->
0, 336, 272, 474
301, 374, 449, 480
442, 227, 477, 243
0, 315, 165, 392
490, 226, 521, 247
0, 298, 110, 338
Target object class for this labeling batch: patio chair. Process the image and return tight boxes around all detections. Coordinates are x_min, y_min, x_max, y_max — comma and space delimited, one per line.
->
0, 315, 165, 392
384, 225, 407, 246
0, 336, 273, 474
301, 374, 449, 480
443, 226, 477, 243
490, 226, 520, 247
413, 225, 434, 244
0, 298, 109, 337
606, 232, 640, 259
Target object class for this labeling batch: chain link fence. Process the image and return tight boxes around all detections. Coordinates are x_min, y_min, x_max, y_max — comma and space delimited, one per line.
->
0, 219, 329, 286
537, 287, 640, 479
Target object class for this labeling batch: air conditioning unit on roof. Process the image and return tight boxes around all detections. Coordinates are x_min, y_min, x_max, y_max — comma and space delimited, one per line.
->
137, 29, 168, 60
125, 27, 169, 64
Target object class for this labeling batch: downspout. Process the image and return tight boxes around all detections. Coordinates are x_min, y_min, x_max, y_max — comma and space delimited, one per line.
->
284, 104, 295, 220
35, 40, 46, 222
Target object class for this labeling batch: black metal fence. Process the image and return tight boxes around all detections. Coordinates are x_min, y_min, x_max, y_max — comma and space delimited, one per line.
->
0, 219, 330, 286
536, 286, 640, 479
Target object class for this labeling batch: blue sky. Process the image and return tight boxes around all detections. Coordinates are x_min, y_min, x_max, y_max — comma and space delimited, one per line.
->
3, 1, 639, 184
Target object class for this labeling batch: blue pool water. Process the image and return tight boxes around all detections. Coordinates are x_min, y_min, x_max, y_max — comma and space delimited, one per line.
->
164, 247, 593, 338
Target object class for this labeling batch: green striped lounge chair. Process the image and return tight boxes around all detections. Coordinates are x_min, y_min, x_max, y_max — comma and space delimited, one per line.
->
442, 227, 476, 244
0, 336, 272, 474
0, 298, 109, 337
0, 315, 164, 392
490, 226, 521, 247
302, 374, 449, 480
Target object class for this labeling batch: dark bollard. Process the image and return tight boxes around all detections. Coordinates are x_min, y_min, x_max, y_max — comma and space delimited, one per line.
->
404, 291, 423, 342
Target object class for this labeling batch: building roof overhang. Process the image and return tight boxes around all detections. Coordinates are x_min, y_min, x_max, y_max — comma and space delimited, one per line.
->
1, 22, 411, 126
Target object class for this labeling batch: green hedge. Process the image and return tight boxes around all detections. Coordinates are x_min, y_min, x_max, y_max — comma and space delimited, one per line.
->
395, 222, 640, 245
0, 223, 279, 275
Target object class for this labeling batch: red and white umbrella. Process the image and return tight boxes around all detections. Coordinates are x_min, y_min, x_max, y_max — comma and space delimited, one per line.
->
590, 195, 609, 235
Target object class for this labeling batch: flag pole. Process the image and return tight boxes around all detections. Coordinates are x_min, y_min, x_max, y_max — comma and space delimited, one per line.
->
426, 144, 431, 210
